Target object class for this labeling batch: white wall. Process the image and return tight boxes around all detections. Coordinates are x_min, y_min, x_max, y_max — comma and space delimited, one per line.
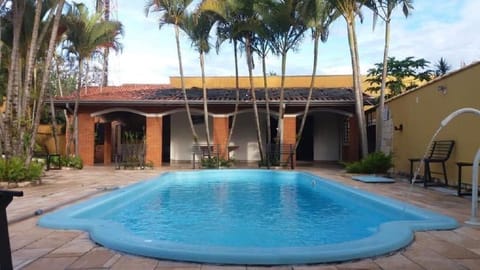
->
229, 112, 268, 161
170, 112, 213, 161
313, 113, 341, 161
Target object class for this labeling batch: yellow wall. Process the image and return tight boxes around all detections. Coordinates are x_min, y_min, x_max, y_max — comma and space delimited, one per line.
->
36, 124, 66, 155
170, 75, 371, 90
387, 62, 480, 184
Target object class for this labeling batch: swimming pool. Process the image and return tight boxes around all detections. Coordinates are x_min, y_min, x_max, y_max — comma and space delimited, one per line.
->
38, 170, 457, 265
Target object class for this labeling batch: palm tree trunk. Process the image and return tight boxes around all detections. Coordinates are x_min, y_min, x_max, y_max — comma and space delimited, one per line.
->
376, 19, 390, 152
27, 0, 65, 163
4, 1, 25, 157
72, 59, 83, 156
22, 0, 43, 123
276, 49, 287, 145
200, 52, 211, 156
246, 36, 264, 161
175, 25, 198, 143
347, 19, 368, 158
262, 54, 272, 146
296, 34, 319, 150
226, 40, 240, 149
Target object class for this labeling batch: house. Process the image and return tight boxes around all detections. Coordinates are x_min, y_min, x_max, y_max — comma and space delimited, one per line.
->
53, 75, 374, 167
373, 61, 480, 185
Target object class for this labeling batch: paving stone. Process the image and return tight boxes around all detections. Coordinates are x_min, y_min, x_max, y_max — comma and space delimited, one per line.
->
293, 265, 337, 270
47, 234, 96, 257
156, 259, 201, 268
111, 255, 159, 270
415, 232, 480, 259
26, 231, 80, 249
67, 247, 116, 269
430, 230, 480, 249
21, 256, 78, 270
11, 248, 53, 269
454, 258, 480, 270
335, 259, 381, 270
201, 265, 246, 270
373, 253, 423, 270
402, 244, 467, 270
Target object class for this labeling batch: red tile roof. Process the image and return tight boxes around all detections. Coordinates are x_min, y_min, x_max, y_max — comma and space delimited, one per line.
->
55, 84, 374, 105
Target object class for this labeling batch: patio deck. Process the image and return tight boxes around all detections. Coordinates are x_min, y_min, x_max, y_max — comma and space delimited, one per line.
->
5, 166, 480, 270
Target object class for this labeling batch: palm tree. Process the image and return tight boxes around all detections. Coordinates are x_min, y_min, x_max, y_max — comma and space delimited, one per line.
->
374, 0, 412, 152
296, 0, 336, 150
262, 0, 306, 146
0, 0, 66, 162
201, 0, 266, 162
182, 12, 216, 156
251, 35, 273, 146
434, 57, 451, 77
146, 0, 199, 144
327, 0, 370, 158
63, 3, 124, 156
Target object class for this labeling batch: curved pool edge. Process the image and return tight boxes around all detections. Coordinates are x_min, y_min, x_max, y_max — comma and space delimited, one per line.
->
38, 169, 459, 265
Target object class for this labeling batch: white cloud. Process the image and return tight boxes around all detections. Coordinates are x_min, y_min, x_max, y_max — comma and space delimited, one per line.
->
110, 0, 478, 85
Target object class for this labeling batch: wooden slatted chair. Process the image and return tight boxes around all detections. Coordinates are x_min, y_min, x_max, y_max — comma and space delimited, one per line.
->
409, 140, 455, 187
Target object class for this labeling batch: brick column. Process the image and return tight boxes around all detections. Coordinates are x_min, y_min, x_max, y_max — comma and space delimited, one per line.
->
283, 115, 297, 166
103, 123, 112, 165
78, 112, 95, 166
146, 116, 163, 167
213, 115, 229, 159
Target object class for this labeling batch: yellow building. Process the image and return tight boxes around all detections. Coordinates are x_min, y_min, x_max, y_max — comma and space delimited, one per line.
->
381, 61, 480, 187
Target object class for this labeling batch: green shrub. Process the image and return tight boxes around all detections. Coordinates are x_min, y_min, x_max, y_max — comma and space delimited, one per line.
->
61, 156, 83, 169
201, 156, 233, 169
345, 152, 393, 174
0, 157, 44, 182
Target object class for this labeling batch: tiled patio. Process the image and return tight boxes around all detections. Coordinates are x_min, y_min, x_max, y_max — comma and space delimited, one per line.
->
5, 166, 480, 270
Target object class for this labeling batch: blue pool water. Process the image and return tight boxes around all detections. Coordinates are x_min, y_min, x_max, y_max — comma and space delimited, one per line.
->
38, 170, 458, 264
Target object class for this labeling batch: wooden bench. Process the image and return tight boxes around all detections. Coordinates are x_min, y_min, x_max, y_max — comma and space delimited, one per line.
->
409, 140, 455, 187
456, 161, 480, 196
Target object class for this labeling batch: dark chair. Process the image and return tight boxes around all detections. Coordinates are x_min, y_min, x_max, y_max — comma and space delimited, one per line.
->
409, 140, 455, 187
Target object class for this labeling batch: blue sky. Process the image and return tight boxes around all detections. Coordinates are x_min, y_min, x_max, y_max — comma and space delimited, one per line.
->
106, 0, 480, 85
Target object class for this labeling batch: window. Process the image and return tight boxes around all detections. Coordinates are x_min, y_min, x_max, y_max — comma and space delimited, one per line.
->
343, 118, 350, 145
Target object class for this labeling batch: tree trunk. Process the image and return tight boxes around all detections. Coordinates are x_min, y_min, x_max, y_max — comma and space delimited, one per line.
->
275, 49, 287, 145
346, 19, 368, 158
175, 25, 198, 143
246, 36, 264, 161
4, 1, 25, 157
28, 0, 65, 167
376, 19, 391, 153
226, 40, 240, 149
200, 52, 211, 156
261, 54, 272, 146
296, 34, 319, 150
72, 59, 83, 156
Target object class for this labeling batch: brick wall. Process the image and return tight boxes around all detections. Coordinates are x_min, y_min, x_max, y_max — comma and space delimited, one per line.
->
78, 113, 95, 166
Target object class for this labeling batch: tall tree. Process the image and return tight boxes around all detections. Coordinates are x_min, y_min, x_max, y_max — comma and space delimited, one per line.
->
182, 12, 215, 155
373, 0, 412, 152
297, 0, 336, 150
146, 0, 199, 143
201, 0, 266, 161
327, 0, 371, 158
63, 3, 123, 156
434, 57, 451, 77
366, 56, 432, 98
0, 0, 66, 162
263, 0, 306, 145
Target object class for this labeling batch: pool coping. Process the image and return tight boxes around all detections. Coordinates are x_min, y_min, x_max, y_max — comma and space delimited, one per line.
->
37, 169, 459, 265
